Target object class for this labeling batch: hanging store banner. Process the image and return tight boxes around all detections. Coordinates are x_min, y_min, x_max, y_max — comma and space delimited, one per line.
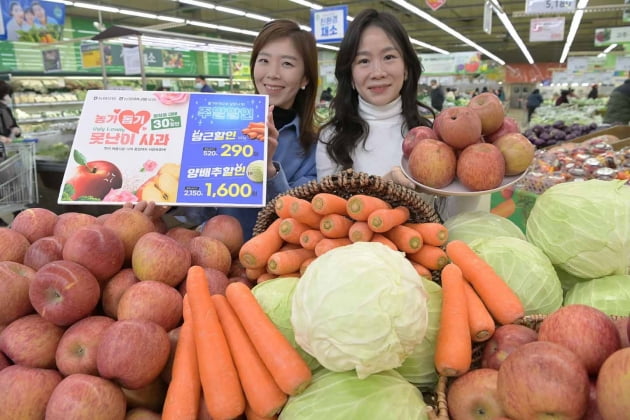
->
529, 17, 565, 42
420, 51, 482, 74
525, 0, 575, 14
426, 0, 446, 11
624, 0, 630, 23
310, 5, 347, 43
594, 27, 630, 46
58, 91, 269, 208
0, 0, 65, 42
123, 46, 141, 75
80, 42, 102, 69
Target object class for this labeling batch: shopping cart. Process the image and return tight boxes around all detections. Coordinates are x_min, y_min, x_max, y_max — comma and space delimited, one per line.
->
0, 140, 39, 216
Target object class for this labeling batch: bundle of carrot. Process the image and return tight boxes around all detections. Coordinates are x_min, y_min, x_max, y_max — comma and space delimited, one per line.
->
433, 240, 525, 378
239, 193, 451, 284
162, 266, 312, 420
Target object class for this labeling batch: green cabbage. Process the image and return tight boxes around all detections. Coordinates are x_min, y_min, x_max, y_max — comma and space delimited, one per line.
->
526, 180, 630, 279
469, 236, 563, 315
396, 279, 441, 390
555, 266, 590, 294
563, 275, 630, 316
251, 277, 320, 370
279, 369, 430, 420
291, 242, 429, 379
443, 211, 526, 244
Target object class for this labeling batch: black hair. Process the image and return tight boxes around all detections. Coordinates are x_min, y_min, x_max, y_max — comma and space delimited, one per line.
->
196, 75, 206, 81
0, 80, 13, 98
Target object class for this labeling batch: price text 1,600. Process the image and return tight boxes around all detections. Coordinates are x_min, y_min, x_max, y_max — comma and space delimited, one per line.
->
205, 182, 253, 198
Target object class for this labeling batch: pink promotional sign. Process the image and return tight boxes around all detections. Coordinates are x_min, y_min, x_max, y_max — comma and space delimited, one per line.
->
426, 0, 446, 11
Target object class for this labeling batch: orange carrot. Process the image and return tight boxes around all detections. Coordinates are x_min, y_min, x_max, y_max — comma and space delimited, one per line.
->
371, 233, 398, 251
186, 266, 245, 419
248, 122, 266, 129
239, 219, 285, 269
275, 196, 298, 219
405, 222, 449, 247
446, 240, 524, 325
289, 198, 323, 229
162, 295, 200, 420
319, 214, 354, 239
410, 261, 432, 279
278, 218, 310, 244
299, 257, 316, 275
407, 245, 449, 270
314, 237, 352, 257
246, 127, 266, 135
277, 272, 300, 278
226, 282, 312, 395
246, 404, 278, 420
346, 194, 391, 221
383, 225, 423, 254
279, 243, 301, 251
434, 263, 472, 377
212, 294, 287, 418
246, 267, 267, 281
311, 193, 348, 216
257, 273, 277, 284
348, 221, 374, 243
367, 206, 410, 233
267, 248, 315, 275
463, 281, 496, 342
298, 229, 325, 250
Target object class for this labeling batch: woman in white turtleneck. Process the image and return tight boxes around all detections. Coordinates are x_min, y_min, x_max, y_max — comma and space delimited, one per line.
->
316, 9, 434, 184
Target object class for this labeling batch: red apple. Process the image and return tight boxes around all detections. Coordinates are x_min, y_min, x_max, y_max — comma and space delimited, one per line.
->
402, 126, 439, 158
486, 116, 520, 143
596, 348, 630, 420
447, 368, 506, 420
0, 261, 35, 325
0, 352, 9, 371
97, 319, 171, 389
125, 408, 162, 420
153, 216, 168, 234
538, 304, 621, 375
584, 380, 604, 420
53, 212, 98, 243
497, 341, 590, 420
493, 133, 535, 176
613, 317, 629, 348
468, 92, 505, 135
10, 207, 58, 243
457, 143, 505, 191
161, 326, 180, 383
46, 373, 127, 420
407, 138, 456, 189
132, 232, 191, 287
0, 365, 62, 419
200, 214, 244, 258
117, 281, 183, 331
55, 315, 115, 376
101, 268, 140, 319
103, 208, 156, 261
122, 376, 167, 412
63, 224, 125, 283
0, 227, 30, 263
23, 235, 64, 271
97, 213, 112, 224
189, 236, 232, 274
434, 106, 482, 150
179, 267, 231, 296
30, 260, 101, 326
166, 226, 200, 248
66, 160, 123, 200
481, 324, 538, 370
228, 259, 248, 280
0, 313, 64, 368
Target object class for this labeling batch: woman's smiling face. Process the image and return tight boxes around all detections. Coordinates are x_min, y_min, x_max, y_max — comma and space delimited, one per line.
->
253, 37, 307, 110
351, 25, 407, 107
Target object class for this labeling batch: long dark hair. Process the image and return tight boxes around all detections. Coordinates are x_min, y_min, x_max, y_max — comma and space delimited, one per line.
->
250, 20, 319, 152
320, 9, 433, 170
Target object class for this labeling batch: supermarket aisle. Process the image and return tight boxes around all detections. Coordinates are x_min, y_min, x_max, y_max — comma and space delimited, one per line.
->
506, 107, 528, 130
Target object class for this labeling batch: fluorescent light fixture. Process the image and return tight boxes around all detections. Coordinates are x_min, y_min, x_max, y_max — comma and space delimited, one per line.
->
216, 25, 259, 37
73, 2, 120, 13
46, 0, 74, 5
288, 0, 323, 10
559, 0, 589, 63
299, 25, 312, 32
178, 0, 216, 9
119, 9, 158, 19
316, 43, 339, 51
215, 6, 246, 16
156, 15, 186, 23
410, 38, 449, 55
491, 1, 534, 64
388, 0, 506, 65
187, 20, 218, 30
244, 13, 272, 23
597, 43, 617, 58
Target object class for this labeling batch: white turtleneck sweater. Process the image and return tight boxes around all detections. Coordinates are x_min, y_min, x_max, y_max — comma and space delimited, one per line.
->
316, 96, 406, 180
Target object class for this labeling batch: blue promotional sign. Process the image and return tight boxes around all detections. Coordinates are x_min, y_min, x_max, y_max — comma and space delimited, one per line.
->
0, 0, 65, 42
310, 5, 347, 44
58, 91, 268, 208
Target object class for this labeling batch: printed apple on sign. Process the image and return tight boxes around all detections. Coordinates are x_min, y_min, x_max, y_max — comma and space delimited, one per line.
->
426, 0, 446, 11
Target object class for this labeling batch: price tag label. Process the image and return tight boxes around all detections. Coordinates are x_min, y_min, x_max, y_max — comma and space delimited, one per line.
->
525, 0, 576, 14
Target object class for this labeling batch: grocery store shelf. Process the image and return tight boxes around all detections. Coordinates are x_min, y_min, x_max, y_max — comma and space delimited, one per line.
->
19, 116, 81, 123
15, 101, 84, 107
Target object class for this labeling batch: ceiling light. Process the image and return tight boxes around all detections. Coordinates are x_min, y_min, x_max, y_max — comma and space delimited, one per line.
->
216, 25, 259, 37
73, 2, 119, 13
490, 1, 534, 64
317, 43, 340, 51
559, 0, 589, 63
410, 38, 449, 55
187, 20, 218, 29
46, 0, 74, 5
597, 43, 617, 58
119, 9, 158, 19
288, 0, 323, 10
177, 0, 216, 9
244, 13, 272, 23
215, 6, 246, 16
156, 15, 186, 23
388, 0, 506, 65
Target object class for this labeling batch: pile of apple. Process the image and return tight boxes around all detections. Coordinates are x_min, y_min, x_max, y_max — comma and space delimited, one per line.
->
403, 93, 534, 191
447, 304, 630, 420
0, 207, 251, 419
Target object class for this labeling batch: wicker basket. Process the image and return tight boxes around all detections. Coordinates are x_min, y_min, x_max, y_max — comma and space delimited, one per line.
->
432, 314, 624, 420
